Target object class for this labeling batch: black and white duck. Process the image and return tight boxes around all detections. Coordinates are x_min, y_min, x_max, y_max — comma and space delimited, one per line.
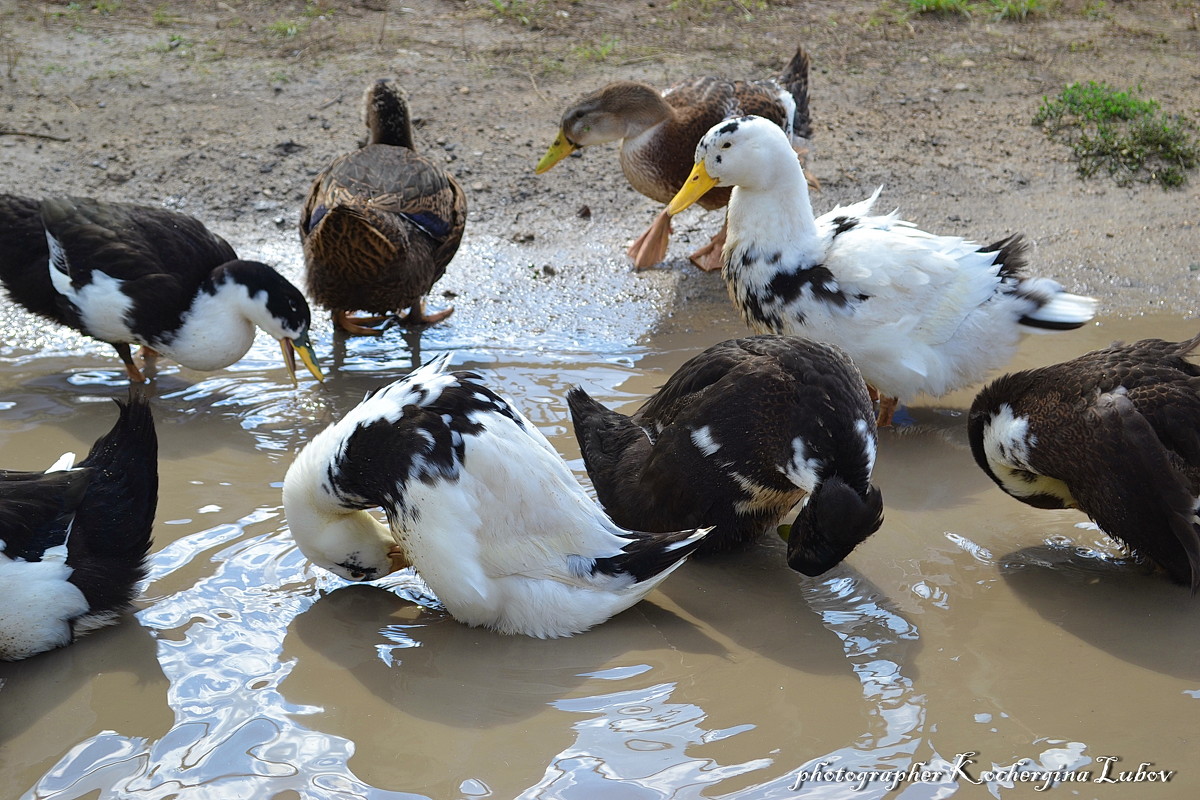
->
535, 47, 813, 271
666, 115, 1097, 426
969, 332, 1200, 590
282, 354, 708, 638
0, 194, 323, 384
0, 392, 158, 660
567, 335, 884, 575
300, 79, 467, 335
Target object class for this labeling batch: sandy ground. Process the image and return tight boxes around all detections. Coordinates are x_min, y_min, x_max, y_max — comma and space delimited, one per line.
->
1, 0, 1198, 329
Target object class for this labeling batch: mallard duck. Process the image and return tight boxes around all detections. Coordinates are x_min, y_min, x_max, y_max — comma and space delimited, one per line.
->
667, 115, 1098, 426
567, 335, 883, 575
0, 392, 157, 660
969, 333, 1200, 590
535, 46, 813, 271
0, 194, 323, 384
282, 354, 707, 638
300, 79, 467, 336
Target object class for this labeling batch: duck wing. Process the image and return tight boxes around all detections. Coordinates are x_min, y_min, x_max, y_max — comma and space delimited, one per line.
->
39, 197, 239, 339
1050, 390, 1200, 590
0, 468, 92, 561
301, 146, 466, 306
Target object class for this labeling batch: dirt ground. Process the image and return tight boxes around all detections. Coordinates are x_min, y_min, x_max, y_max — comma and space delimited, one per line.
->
1, 0, 1197, 321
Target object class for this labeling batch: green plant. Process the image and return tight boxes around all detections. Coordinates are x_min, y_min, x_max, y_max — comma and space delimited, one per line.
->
1034, 81, 1200, 188
151, 4, 178, 26
267, 18, 306, 37
906, 0, 973, 15
667, 0, 771, 19
985, 0, 1044, 21
572, 35, 618, 62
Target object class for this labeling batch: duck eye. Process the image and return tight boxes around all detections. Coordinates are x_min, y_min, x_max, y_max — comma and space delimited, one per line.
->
721, 142, 732, 149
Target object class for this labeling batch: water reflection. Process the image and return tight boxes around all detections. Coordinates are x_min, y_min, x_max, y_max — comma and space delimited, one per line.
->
5, 311, 1200, 799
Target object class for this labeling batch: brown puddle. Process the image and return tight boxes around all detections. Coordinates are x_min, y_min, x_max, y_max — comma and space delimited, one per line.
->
2, 302, 1199, 799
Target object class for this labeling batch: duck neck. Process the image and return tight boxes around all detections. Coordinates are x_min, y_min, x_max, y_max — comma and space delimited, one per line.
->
725, 162, 823, 268
153, 281, 260, 371
366, 86, 415, 149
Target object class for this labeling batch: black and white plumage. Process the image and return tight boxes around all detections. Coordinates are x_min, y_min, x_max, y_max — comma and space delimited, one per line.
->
0, 194, 323, 384
969, 333, 1200, 590
665, 115, 1097, 425
0, 393, 158, 660
282, 354, 707, 638
568, 335, 884, 575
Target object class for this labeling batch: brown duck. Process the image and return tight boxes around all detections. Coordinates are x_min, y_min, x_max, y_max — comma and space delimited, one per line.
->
301, 79, 467, 335
535, 46, 813, 272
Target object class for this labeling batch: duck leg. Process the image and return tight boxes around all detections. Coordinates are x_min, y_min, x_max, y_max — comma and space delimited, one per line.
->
139, 345, 161, 381
395, 300, 454, 328
334, 309, 391, 336
876, 395, 899, 429
627, 209, 673, 270
688, 219, 728, 272
115, 343, 148, 384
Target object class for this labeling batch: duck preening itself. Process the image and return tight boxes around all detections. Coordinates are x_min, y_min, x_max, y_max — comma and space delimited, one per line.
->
568, 335, 884, 576
0, 194, 323, 384
969, 333, 1200, 591
282, 354, 708, 638
667, 115, 1097, 426
536, 46, 813, 271
1, 392, 158, 660
300, 79, 467, 335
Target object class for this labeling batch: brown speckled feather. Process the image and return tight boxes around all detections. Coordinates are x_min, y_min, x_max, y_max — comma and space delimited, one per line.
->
300, 81, 467, 320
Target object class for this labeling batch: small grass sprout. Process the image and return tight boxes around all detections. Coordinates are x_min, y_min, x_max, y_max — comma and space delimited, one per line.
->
1034, 81, 1199, 188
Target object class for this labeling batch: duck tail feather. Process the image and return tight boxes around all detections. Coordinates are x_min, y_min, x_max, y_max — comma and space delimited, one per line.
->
778, 46, 812, 141
65, 391, 158, 614
593, 526, 710, 584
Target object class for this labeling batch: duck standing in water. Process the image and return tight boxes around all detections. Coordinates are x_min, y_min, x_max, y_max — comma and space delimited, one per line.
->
568, 335, 884, 576
0, 194, 323, 384
300, 79, 467, 335
1, 392, 158, 660
535, 47, 813, 271
969, 333, 1200, 590
283, 355, 707, 638
666, 116, 1097, 426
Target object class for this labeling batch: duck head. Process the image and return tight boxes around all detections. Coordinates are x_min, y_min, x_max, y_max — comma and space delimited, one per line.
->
536, 82, 670, 173
784, 475, 884, 577
282, 437, 408, 582
667, 115, 801, 215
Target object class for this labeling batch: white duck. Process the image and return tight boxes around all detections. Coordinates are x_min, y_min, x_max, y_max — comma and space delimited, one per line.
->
666, 115, 1097, 425
282, 355, 707, 638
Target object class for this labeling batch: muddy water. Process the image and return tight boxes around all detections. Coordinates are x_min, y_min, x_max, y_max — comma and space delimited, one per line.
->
1, 230, 1199, 799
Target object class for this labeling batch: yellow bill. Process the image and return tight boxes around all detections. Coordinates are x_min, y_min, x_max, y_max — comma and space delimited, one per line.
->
535, 129, 578, 174
281, 332, 324, 386
666, 161, 719, 215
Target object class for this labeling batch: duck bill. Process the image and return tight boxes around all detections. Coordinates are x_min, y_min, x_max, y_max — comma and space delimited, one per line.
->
281, 334, 324, 386
667, 161, 719, 215
535, 130, 577, 174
